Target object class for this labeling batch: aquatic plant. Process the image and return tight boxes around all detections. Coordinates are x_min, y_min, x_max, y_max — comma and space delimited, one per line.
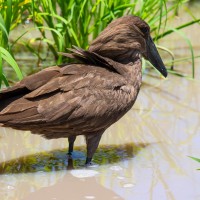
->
0, 0, 30, 86
28, 0, 186, 62
189, 156, 200, 170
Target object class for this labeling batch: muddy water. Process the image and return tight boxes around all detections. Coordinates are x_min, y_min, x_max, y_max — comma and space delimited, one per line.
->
1, 73, 200, 200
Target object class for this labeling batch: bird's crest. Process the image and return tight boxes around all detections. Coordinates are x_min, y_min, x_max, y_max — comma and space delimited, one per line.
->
59, 46, 122, 74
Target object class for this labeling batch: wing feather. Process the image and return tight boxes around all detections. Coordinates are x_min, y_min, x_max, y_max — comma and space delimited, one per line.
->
0, 63, 129, 137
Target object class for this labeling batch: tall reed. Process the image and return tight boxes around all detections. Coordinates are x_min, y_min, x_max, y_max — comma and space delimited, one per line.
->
30, 0, 172, 63
29, 0, 199, 77
0, 0, 31, 86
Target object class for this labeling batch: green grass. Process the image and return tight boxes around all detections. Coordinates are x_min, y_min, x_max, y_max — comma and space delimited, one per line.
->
189, 156, 200, 170
0, 0, 31, 86
28, 0, 174, 62
0, 0, 200, 87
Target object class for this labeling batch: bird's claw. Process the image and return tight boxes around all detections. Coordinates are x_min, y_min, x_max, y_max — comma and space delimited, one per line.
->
85, 162, 99, 168
67, 152, 73, 159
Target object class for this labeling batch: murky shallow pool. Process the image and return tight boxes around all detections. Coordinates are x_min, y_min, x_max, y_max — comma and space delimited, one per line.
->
1, 73, 200, 200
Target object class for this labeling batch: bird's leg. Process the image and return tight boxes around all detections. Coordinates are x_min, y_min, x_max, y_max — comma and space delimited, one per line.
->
67, 155, 74, 170
85, 131, 104, 165
68, 135, 76, 156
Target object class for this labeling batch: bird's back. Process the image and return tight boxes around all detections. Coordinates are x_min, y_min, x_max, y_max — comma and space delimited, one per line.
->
0, 50, 142, 139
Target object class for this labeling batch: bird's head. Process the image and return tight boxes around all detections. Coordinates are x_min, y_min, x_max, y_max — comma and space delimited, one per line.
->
89, 16, 167, 77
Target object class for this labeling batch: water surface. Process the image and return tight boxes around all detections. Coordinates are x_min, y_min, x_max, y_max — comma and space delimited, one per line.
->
1, 73, 200, 200
1, 2, 200, 200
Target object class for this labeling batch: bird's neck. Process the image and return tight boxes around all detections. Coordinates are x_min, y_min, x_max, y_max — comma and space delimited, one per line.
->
89, 43, 141, 65
100, 52, 142, 87
62, 46, 142, 86
126, 59, 142, 87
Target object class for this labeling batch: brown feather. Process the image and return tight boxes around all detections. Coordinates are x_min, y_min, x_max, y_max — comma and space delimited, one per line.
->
0, 15, 166, 164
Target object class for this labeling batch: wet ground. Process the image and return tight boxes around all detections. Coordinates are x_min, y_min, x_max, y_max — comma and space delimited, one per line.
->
0, 73, 200, 200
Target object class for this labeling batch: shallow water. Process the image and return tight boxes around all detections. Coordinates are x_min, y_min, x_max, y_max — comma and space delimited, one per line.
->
1, 2, 200, 200
1, 73, 200, 200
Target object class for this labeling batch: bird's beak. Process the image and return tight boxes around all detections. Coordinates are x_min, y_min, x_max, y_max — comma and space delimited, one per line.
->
146, 36, 168, 77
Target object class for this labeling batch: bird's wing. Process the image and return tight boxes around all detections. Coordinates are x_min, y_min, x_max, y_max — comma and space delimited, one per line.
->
0, 64, 128, 132
0, 66, 60, 101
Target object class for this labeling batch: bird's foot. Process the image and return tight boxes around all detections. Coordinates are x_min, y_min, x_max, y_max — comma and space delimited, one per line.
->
67, 152, 73, 159
85, 162, 99, 168
85, 158, 99, 168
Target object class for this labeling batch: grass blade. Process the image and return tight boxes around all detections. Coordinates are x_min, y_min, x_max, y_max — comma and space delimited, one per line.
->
0, 47, 23, 80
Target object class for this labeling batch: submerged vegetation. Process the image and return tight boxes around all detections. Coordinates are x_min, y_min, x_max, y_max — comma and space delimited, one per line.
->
0, 0, 200, 87
0, 143, 145, 173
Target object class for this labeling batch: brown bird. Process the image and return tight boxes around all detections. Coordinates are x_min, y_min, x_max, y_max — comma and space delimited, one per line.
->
0, 16, 167, 165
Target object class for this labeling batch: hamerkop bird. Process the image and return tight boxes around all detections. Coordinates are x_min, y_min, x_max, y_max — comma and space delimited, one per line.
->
0, 16, 167, 165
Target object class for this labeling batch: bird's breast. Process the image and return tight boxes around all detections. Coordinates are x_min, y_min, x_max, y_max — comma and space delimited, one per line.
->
118, 84, 140, 107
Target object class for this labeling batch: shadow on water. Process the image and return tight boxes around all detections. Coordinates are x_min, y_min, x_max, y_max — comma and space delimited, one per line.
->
0, 143, 147, 174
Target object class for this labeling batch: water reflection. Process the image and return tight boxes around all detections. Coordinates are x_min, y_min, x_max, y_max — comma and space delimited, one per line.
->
0, 143, 146, 174
21, 170, 123, 200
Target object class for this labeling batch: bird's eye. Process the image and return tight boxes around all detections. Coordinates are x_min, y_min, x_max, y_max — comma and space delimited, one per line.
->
140, 26, 149, 34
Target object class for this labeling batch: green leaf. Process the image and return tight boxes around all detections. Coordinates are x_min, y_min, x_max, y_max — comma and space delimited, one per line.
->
0, 51, 2, 88
2, 74, 9, 87
5, 0, 12, 34
189, 156, 200, 163
0, 47, 23, 80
